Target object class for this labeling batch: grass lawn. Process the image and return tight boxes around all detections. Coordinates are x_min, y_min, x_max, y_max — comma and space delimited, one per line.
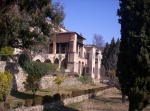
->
3, 83, 105, 109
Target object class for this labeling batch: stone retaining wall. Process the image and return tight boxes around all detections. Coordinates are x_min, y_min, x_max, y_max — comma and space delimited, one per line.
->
0, 61, 82, 91
11, 87, 114, 111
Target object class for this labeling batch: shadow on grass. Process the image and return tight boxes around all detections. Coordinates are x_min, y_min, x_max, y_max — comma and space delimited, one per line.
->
10, 91, 35, 100
44, 105, 80, 111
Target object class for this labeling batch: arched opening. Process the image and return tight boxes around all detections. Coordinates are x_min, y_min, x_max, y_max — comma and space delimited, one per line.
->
78, 61, 81, 74
36, 59, 41, 62
54, 58, 59, 67
81, 62, 84, 76
61, 58, 67, 69
45, 59, 51, 63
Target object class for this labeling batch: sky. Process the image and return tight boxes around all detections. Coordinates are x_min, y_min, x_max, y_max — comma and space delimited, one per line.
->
53, 0, 121, 44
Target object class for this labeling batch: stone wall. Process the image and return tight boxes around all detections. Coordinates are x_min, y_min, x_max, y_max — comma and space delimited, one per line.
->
0, 61, 82, 91
40, 76, 82, 89
11, 87, 114, 111
0, 61, 27, 91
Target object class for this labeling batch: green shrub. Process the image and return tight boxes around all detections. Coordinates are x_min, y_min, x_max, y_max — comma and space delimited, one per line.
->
49, 63, 57, 70
16, 101, 24, 108
59, 67, 65, 72
33, 96, 43, 105
0, 46, 14, 55
53, 93, 61, 101
4, 102, 11, 109
78, 76, 92, 84
42, 95, 53, 104
23, 61, 50, 76
23, 74, 41, 95
24, 99, 33, 107
18, 53, 30, 67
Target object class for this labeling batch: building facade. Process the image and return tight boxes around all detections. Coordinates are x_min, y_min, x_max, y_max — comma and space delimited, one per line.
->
33, 28, 102, 79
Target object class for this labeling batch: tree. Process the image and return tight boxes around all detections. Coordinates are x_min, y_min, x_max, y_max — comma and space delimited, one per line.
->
117, 0, 150, 110
92, 34, 105, 50
0, 71, 13, 101
53, 75, 65, 93
23, 74, 41, 96
0, 0, 65, 51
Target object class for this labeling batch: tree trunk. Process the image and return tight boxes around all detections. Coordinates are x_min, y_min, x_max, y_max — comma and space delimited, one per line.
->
122, 93, 126, 103
128, 100, 136, 111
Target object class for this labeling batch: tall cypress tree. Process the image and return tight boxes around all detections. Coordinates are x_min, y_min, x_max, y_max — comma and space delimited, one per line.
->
117, 0, 150, 110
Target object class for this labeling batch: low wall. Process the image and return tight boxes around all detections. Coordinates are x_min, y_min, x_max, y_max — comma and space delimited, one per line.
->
11, 87, 114, 111
40, 76, 82, 89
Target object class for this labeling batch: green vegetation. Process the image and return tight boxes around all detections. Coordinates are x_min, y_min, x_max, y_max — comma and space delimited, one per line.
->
23, 61, 50, 76
117, 0, 150, 111
53, 75, 65, 93
49, 63, 57, 71
78, 76, 92, 84
0, 0, 65, 50
0, 71, 13, 101
18, 53, 31, 68
23, 74, 41, 96
0, 46, 14, 55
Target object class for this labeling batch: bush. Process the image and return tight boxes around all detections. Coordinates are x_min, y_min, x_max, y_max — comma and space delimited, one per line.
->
53, 93, 61, 101
23, 61, 50, 76
24, 99, 33, 107
49, 63, 57, 70
78, 76, 92, 84
16, 101, 24, 108
4, 102, 11, 109
33, 96, 43, 105
18, 53, 30, 67
42, 95, 53, 104
0, 46, 14, 55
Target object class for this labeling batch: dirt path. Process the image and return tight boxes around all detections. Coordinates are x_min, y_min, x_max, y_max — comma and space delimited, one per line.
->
76, 87, 150, 111
77, 87, 128, 111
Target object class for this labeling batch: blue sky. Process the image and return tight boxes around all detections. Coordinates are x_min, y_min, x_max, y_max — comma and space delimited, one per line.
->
53, 0, 121, 44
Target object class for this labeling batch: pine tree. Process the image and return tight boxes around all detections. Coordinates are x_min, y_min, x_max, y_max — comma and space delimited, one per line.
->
117, 0, 150, 110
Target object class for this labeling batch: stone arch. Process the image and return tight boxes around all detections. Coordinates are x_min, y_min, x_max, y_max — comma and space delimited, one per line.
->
36, 59, 41, 62
45, 59, 51, 63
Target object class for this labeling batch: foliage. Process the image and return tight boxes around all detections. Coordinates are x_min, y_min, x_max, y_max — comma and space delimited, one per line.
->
18, 53, 31, 67
33, 96, 43, 105
0, 46, 14, 55
0, 0, 65, 52
4, 102, 11, 109
42, 95, 53, 104
92, 34, 105, 50
78, 76, 92, 84
23, 61, 50, 76
23, 74, 41, 96
53, 93, 61, 101
24, 99, 33, 107
0, 71, 13, 101
117, 0, 150, 110
49, 63, 57, 71
53, 75, 65, 93
102, 38, 120, 72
